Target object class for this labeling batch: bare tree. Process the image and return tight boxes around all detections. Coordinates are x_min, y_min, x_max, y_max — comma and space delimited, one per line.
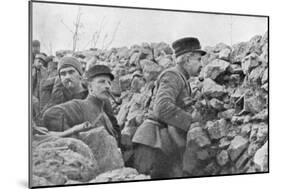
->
83, 16, 106, 50
60, 7, 84, 52
103, 21, 121, 50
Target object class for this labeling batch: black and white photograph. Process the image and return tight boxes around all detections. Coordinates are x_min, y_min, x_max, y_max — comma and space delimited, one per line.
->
29, 1, 269, 188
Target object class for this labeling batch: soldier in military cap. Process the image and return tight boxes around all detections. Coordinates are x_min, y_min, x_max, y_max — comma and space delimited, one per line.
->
42, 64, 120, 142
132, 37, 206, 178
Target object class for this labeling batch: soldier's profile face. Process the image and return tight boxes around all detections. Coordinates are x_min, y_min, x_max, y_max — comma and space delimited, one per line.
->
59, 66, 81, 90
88, 75, 112, 100
32, 46, 40, 54
184, 53, 202, 77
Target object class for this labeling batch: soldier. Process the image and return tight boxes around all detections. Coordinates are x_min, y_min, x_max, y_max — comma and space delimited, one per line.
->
42, 64, 120, 143
132, 37, 206, 179
41, 56, 88, 112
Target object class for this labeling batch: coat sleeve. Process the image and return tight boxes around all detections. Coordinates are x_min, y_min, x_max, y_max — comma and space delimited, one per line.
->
42, 100, 83, 132
41, 77, 64, 113
153, 72, 193, 132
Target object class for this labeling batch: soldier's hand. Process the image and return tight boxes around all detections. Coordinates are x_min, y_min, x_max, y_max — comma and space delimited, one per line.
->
183, 96, 196, 106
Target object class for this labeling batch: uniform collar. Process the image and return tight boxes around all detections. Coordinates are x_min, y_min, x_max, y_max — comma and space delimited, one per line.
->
176, 64, 190, 80
86, 94, 104, 108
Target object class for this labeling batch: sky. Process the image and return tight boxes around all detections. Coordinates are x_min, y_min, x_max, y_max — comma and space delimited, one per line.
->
32, 2, 268, 55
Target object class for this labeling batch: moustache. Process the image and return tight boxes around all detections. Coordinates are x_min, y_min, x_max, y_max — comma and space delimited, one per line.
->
63, 79, 73, 87
104, 90, 122, 105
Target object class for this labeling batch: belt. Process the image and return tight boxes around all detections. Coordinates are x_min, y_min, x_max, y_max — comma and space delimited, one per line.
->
146, 117, 168, 129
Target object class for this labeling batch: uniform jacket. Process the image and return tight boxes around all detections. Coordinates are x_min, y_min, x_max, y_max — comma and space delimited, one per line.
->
133, 64, 194, 154
42, 95, 120, 140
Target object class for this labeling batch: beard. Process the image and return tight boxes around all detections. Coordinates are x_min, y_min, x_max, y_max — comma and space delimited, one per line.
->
62, 79, 74, 89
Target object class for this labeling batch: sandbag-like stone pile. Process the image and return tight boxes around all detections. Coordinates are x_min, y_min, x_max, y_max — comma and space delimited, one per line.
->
181, 32, 268, 176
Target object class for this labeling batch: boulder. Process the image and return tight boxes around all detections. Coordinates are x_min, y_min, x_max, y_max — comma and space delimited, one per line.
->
183, 124, 211, 174
202, 78, 227, 99
79, 127, 124, 174
248, 66, 265, 85
33, 138, 99, 185
152, 42, 173, 57
202, 59, 230, 80
119, 74, 133, 91
141, 59, 164, 82
91, 168, 150, 183
186, 125, 211, 148
244, 92, 266, 114
156, 56, 174, 68
249, 123, 268, 143
240, 123, 252, 137
116, 47, 130, 59
235, 150, 250, 170
32, 175, 54, 187
216, 150, 229, 166
261, 68, 268, 84
129, 52, 140, 66
206, 119, 229, 140
218, 109, 236, 120
241, 53, 261, 74
253, 141, 268, 172
227, 63, 243, 74
218, 137, 231, 148
231, 35, 262, 63
218, 48, 232, 61
196, 149, 211, 161
251, 109, 268, 122
227, 136, 249, 161
209, 98, 225, 110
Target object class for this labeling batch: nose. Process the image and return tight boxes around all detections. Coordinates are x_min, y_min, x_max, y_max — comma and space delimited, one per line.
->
104, 81, 111, 90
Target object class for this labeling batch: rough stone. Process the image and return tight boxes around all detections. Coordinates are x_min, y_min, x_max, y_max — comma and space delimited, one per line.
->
240, 123, 252, 137
129, 52, 140, 66
140, 59, 163, 82
218, 109, 236, 120
218, 48, 232, 61
235, 150, 250, 170
227, 136, 249, 161
241, 53, 261, 74
156, 56, 174, 68
261, 68, 268, 84
227, 64, 244, 75
33, 138, 99, 185
251, 109, 268, 122
186, 126, 211, 148
244, 93, 266, 114
152, 42, 173, 57
79, 127, 124, 174
206, 119, 229, 140
203, 59, 230, 80
253, 141, 268, 172
216, 150, 229, 166
32, 175, 55, 187
202, 78, 227, 99
91, 168, 150, 183
218, 137, 231, 148
196, 149, 211, 161
119, 74, 133, 91
248, 66, 265, 85
247, 142, 261, 156
209, 98, 225, 110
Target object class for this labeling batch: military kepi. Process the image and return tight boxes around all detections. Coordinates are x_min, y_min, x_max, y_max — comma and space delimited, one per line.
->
172, 37, 206, 57
85, 64, 115, 81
